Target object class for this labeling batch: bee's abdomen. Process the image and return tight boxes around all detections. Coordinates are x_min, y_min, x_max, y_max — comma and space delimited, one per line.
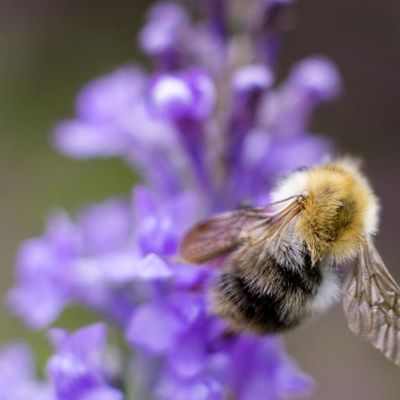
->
212, 249, 322, 334
214, 273, 297, 333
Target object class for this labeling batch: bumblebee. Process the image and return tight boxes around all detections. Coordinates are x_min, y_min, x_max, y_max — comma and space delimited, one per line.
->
181, 159, 400, 366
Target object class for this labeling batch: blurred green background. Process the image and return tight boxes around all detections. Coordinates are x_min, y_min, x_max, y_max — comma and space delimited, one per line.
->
1, 1, 399, 399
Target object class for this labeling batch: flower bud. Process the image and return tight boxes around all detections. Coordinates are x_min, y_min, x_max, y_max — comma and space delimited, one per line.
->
150, 69, 215, 120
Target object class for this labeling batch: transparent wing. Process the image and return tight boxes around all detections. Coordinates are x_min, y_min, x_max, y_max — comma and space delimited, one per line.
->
343, 238, 400, 365
180, 195, 304, 264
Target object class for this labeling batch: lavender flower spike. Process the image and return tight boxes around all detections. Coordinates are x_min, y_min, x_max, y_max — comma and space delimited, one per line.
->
7, 1, 345, 399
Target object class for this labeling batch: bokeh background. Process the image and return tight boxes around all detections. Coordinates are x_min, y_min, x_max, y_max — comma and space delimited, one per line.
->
1, 0, 399, 399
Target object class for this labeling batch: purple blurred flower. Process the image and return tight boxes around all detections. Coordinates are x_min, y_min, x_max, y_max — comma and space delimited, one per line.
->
54, 66, 183, 196
8, 187, 198, 330
55, 66, 146, 158
261, 56, 342, 136
229, 335, 313, 400
139, 1, 189, 70
126, 287, 311, 400
8, 1, 344, 399
150, 69, 215, 120
47, 324, 122, 400
0, 343, 54, 400
7, 207, 135, 329
149, 68, 215, 195
76, 66, 146, 123
8, 212, 79, 328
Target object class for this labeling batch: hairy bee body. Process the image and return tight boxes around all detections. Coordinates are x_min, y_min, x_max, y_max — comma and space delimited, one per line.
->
213, 244, 322, 333
181, 159, 400, 365
212, 160, 374, 333
212, 225, 341, 333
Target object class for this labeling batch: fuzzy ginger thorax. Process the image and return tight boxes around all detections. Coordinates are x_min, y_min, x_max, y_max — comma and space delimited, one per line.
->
272, 160, 379, 264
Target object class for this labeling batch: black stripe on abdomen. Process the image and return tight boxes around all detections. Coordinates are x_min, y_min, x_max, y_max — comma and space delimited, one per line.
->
214, 272, 300, 333
213, 248, 322, 334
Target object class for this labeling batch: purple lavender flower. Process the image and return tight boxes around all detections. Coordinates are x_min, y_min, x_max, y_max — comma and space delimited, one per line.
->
8, 188, 198, 330
0, 343, 54, 400
228, 335, 312, 400
139, 1, 190, 71
8, 212, 80, 328
54, 66, 184, 196
149, 68, 215, 195
47, 324, 122, 400
262, 56, 342, 136
7, 207, 133, 329
7, 1, 344, 399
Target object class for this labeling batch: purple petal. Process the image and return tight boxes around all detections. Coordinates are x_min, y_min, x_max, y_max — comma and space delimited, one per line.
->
139, 1, 189, 55
48, 323, 107, 362
288, 56, 342, 102
99, 253, 173, 282
126, 302, 186, 354
77, 199, 131, 254
156, 370, 224, 400
163, 190, 198, 235
47, 352, 102, 399
54, 120, 126, 158
275, 361, 314, 396
45, 212, 81, 259
8, 213, 78, 329
170, 263, 213, 290
8, 238, 72, 329
132, 187, 180, 255
150, 75, 194, 119
132, 185, 159, 221
149, 69, 215, 120
8, 283, 70, 329
68, 258, 134, 326
238, 373, 278, 400
166, 331, 207, 378
169, 293, 205, 325
262, 133, 332, 177
184, 69, 216, 119
0, 343, 55, 400
232, 64, 274, 92
118, 99, 179, 150
0, 343, 35, 383
47, 324, 120, 400
76, 66, 146, 122
80, 387, 123, 400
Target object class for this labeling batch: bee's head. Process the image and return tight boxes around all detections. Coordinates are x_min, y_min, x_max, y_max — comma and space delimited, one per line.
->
297, 161, 379, 263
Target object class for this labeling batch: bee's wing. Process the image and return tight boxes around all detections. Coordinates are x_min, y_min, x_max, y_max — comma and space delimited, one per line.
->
343, 238, 400, 365
180, 195, 303, 264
